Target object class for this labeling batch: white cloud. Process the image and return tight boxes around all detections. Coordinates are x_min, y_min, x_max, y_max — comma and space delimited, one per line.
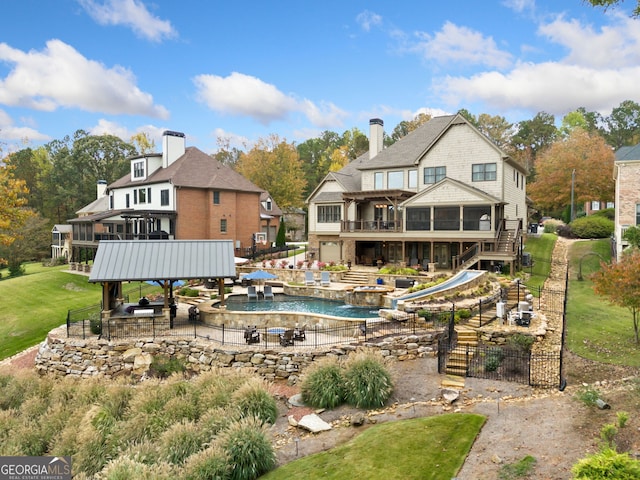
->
502, 0, 536, 14
436, 13, 640, 117
0, 108, 50, 143
0, 40, 169, 118
193, 72, 347, 128
356, 10, 382, 32
78, 0, 177, 42
211, 127, 249, 151
411, 22, 513, 69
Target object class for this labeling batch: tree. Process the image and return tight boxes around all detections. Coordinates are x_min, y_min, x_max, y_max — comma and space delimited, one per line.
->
130, 132, 156, 154
476, 113, 514, 150
527, 129, 614, 214
389, 113, 432, 143
601, 100, 640, 149
297, 131, 341, 198
213, 136, 243, 168
510, 112, 558, 180
236, 134, 307, 209
275, 220, 286, 247
591, 248, 640, 344
45, 130, 136, 223
0, 211, 50, 275
587, 0, 640, 17
0, 165, 30, 265
3, 146, 52, 217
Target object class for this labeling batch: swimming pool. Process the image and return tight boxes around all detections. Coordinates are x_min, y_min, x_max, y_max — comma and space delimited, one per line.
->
224, 294, 379, 319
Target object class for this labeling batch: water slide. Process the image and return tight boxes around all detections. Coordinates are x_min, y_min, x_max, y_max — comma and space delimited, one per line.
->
391, 270, 486, 309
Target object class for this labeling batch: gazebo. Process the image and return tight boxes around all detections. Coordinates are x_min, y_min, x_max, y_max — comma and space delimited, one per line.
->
89, 240, 237, 323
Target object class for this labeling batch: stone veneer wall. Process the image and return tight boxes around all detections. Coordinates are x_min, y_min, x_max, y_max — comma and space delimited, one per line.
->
35, 326, 441, 381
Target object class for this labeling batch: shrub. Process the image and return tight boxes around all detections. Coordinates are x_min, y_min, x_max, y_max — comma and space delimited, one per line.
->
569, 216, 614, 239
181, 444, 230, 480
592, 208, 615, 220
455, 308, 472, 320
150, 356, 187, 378
507, 333, 535, 352
89, 314, 102, 335
231, 377, 278, 425
484, 347, 505, 372
217, 417, 276, 480
556, 224, 575, 238
575, 385, 602, 407
600, 423, 618, 449
99, 455, 174, 480
343, 351, 394, 409
572, 448, 640, 479
543, 219, 563, 234
300, 358, 345, 409
158, 421, 204, 465
617, 411, 629, 428
178, 287, 201, 297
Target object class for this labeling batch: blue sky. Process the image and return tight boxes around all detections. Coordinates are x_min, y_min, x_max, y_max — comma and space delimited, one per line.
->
1, 0, 639, 154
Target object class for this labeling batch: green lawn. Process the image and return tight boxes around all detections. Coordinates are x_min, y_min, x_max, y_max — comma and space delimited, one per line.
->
566, 239, 640, 367
0, 263, 104, 360
522, 233, 557, 290
261, 414, 486, 480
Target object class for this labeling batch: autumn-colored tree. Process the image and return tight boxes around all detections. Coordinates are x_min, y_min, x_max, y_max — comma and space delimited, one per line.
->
390, 112, 432, 143
591, 248, 640, 344
236, 134, 307, 209
527, 129, 615, 214
130, 132, 156, 154
0, 165, 30, 264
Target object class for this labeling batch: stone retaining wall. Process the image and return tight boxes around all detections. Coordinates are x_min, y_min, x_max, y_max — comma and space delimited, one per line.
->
35, 326, 440, 382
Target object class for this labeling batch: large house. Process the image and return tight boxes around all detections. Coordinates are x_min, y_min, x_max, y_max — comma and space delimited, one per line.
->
68, 131, 281, 262
306, 114, 528, 273
613, 144, 640, 260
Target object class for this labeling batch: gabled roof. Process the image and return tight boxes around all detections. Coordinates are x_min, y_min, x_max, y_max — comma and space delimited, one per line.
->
89, 240, 236, 283
615, 144, 640, 161
52, 224, 72, 233
402, 177, 503, 207
76, 195, 109, 215
108, 147, 263, 193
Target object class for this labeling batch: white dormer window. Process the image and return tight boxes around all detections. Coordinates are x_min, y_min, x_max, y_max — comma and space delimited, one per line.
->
133, 160, 145, 179
265, 198, 272, 211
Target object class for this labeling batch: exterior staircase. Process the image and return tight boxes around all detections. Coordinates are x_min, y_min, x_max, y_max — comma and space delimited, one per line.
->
497, 229, 516, 253
441, 326, 479, 388
340, 270, 371, 285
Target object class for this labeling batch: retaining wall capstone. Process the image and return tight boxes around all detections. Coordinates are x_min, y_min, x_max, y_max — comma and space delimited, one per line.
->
35, 326, 440, 382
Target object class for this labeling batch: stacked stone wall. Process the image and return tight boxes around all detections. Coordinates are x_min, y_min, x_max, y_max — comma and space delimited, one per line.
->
35, 326, 440, 382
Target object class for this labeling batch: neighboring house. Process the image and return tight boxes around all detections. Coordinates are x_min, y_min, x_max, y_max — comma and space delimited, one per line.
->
306, 114, 528, 273
282, 207, 307, 242
584, 200, 614, 217
69, 131, 281, 261
613, 144, 640, 260
51, 224, 72, 260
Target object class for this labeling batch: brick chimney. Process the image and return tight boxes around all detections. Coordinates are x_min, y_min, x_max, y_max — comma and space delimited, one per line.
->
369, 118, 384, 159
162, 130, 186, 167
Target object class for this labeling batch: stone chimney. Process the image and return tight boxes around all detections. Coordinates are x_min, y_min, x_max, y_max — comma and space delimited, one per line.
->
97, 180, 107, 199
369, 118, 384, 159
162, 130, 186, 168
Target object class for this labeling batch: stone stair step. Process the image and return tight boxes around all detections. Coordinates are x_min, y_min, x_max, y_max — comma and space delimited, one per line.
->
441, 374, 465, 388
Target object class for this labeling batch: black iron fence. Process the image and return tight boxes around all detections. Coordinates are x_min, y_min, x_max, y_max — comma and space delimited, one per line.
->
66, 313, 450, 347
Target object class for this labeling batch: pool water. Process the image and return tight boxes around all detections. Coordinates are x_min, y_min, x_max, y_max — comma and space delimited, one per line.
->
224, 294, 379, 319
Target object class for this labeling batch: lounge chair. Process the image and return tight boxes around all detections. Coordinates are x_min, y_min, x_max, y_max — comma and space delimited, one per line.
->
279, 329, 295, 346
293, 324, 306, 341
263, 285, 274, 300
247, 285, 258, 301
304, 271, 315, 286
320, 271, 330, 286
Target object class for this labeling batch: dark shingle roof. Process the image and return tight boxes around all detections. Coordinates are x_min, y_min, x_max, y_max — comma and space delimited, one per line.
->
616, 144, 640, 161
109, 147, 263, 193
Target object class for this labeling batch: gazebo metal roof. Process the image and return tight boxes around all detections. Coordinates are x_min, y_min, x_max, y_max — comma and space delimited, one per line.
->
88, 240, 237, 283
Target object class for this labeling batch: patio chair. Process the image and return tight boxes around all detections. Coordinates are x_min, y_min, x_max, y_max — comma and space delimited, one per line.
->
279, 329, 295, 347
244, 325, 260, 344
263, 285, 274, 300
293, 324, 306, 341
247, 285, 258, 301
305, 270, 315, 286
320, 271, 330, 286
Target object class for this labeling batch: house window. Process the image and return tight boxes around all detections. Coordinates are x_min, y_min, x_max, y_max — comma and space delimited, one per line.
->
472, 163, 497, 181
133, 161, 145, 178
265, 198, 272, 210
220, 218, 227, 233
109, 194, 113, 209
374, 172, 383, 189
213, 191, 220, 205
317, 205, 341, 223
133, 190, 137, 205
463, 206, 490, 230
126, 194, 130, 208
424, 166, 446, 184
406, 207, 431, 230
591, 201, 600, 211
160, 189, 169, 206
387, 171, 403, 189
138, 188, 147, 204
408, 169, 417, 188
